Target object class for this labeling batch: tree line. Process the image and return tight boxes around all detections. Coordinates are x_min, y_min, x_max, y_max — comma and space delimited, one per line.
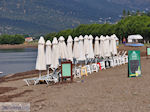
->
45, 15, 150, 41
0, 34, 25, 44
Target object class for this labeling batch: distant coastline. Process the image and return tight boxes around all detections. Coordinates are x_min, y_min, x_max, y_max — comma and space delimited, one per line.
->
0, 43, 38, 49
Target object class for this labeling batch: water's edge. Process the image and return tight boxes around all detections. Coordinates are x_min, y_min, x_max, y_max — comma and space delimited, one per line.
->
0, 48, 37, 77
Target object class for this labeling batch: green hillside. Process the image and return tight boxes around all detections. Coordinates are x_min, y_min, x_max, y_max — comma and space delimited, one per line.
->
0, 0, 149, 35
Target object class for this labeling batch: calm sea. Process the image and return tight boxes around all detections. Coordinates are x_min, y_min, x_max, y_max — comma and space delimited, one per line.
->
0, 48, 37, 77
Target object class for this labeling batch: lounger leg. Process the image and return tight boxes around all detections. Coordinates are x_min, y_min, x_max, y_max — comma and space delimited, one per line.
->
34, 80, 39, 85
25, 80, 30, 86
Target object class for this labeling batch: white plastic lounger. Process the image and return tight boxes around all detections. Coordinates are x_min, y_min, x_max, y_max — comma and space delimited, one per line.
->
24, 77, 39, 86
23, 72, 59, 86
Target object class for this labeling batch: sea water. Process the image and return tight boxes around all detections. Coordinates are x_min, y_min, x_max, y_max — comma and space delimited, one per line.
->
0, 48, 37, 77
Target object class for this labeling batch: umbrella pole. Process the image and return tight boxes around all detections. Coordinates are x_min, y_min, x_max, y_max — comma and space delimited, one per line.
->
47, 65, 50, 75
39, 70, 41, 78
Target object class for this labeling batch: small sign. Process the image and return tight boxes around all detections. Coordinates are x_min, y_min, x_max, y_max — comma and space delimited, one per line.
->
81, 66, 88, 76
0, 102, 30, 112
61, 61, 73, 82
146, 47, 150, 58
128, 50, 141, 77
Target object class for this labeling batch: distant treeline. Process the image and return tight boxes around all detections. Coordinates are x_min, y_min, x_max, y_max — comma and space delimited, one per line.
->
0, 34, 25, 44
45, 15, 150, 41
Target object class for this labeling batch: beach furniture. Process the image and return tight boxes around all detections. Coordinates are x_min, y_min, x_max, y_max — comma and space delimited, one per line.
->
117, 51, 127, 65
24, 77, 39, 86
104, 59, 111, 68
123, 51, 128, 63
34, 71, 59, 85
91, 63, 99, 72
81, 66, 88, 76
23, 70, 60, 86
112, 51, 122, 66
100, 61, 106, 69
73, 67, 81, 78
97, 63, 102, 70
23, 74, 53, 86
85, 65, 92, 74
108, 58, 115, 67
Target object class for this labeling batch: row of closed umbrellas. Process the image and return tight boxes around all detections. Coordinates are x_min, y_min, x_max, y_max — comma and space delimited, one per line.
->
36, 34, 118, 71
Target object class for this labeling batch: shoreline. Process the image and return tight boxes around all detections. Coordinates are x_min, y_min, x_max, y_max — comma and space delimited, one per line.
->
0, 43, 38, 49
0, 70, 39, 82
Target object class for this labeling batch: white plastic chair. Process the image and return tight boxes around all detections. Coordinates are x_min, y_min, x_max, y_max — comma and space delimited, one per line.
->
91, 63, 99, 72
73, 67, 81, 78
120, 51, 127, 64
109, 58, 114, 67
100, 61, 106, 69
85, 65, 92, 74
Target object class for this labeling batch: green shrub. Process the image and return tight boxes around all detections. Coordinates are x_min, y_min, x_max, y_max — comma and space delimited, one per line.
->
0, 34, 25, 45
45, 15, 150, 41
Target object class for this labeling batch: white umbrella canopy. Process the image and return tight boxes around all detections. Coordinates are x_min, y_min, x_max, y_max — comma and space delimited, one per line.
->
128, 34, 143, 40
46, 40, 52, 65
94, 36, 100, 56
108, 36, 113, 55
51, 37, 59, 69
113, 34, 119, 40
111, 34, 118, 55
58, 36, 68, 59
73, 37, 79, 59
84, 35, 89, 56
104, 35, 111, 57
78, 35, 86, 60
88, 35, 94, 59
36, 36, 46, 71
67, 35, 73, 61
99, 35, 105, 58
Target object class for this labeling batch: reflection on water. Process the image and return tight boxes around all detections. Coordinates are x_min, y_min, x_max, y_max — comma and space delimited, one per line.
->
0, 48, 37, 77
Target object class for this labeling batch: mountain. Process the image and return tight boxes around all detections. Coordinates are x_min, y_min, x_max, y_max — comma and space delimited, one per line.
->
0, 0, 149, 36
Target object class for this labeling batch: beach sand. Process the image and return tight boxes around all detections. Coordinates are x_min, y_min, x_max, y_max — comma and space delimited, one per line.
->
0, 45, 150, 112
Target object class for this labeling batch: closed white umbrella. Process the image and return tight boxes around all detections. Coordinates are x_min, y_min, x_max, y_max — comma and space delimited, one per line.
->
35, 36, 46, 77
73, 37, 79, 59
46, 40, 52, 75
46, 40, 52, 65
94, 36, 100, 56
88, 35, 94, 59
99, 35, 105, 58
113, 34, 119, 41
58, 36, 68, 59
51, 37, 59, 69
104, 36, 111, 57
111, 34, 118, 55
67, 35, 73, 61
108, 36, 113, 55
78, 35, 85, 60
84, 35, 89, 56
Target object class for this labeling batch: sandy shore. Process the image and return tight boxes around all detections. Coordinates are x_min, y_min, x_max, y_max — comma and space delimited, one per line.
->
0, 43, 38, 49
0, 45, 150, 112
0, 58, 150, 112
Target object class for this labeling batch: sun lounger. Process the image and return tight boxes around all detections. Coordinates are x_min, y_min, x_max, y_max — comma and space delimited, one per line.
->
34, 73, 55, 85
23, 70, 60, 86
24, 77, 39, 86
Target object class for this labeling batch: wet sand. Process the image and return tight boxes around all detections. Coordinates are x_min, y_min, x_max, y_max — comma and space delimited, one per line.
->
0, 45, 150, 112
